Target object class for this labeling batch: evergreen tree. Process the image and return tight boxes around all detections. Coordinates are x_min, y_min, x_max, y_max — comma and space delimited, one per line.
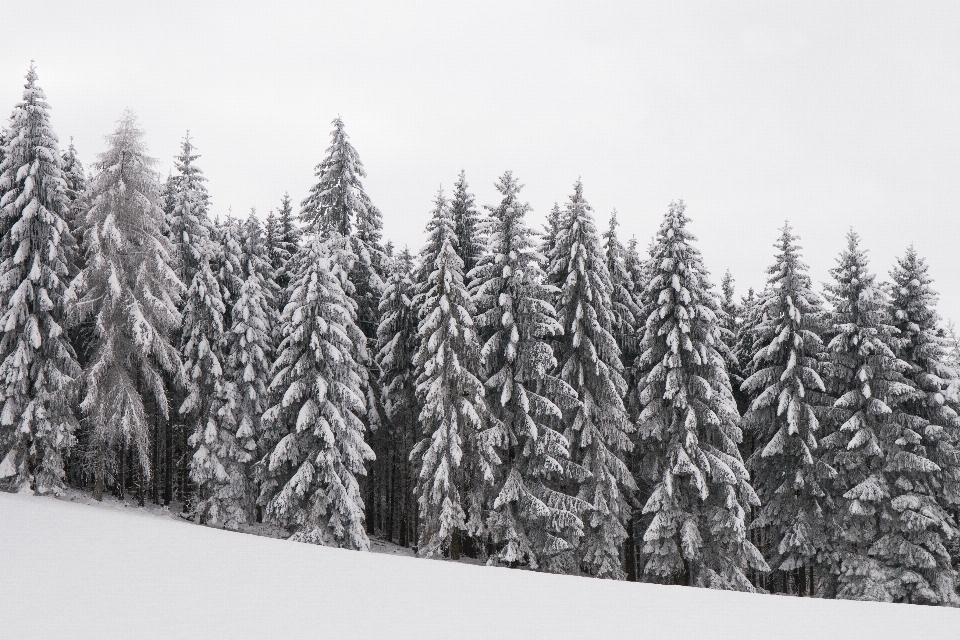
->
61, 137, 87, 235
260, 234, 374, 549
603, 209, 641, 362
635, 200, 767, 589
740, 224, 834, 595
374, 247, 420, 545
449, 170, 485, 276
548, 180, 637, 579
875, 246, 960, 605
167, 132, 213, 287
300, 117, 384, 341
68, 112, 183, 500
0, 64, 81, 494
542, 202, 563, 260
271, 192, 298, 291
819, 231, 918, 602
474, 171, 587, 572
412, 221, 493, 557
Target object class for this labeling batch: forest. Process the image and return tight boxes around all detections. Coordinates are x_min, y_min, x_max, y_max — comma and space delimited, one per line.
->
2, 63, 959, 607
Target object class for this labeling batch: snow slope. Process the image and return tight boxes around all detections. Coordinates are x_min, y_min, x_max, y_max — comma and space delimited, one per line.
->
1, 491, 957, 640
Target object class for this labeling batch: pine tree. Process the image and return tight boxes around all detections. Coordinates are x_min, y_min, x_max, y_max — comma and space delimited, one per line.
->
260, 234, 374, 549
875, 246, 960, 605
271, 192, 298, 291
374, 247, 420, 545
0, 64, 81, 494
603, 209, 641, 362
61, 137, 87, 236
635, 200, 767, 589
167, 132, 213, 287
542, 202, 563, 260
449, 170, 485, 276
300, 117, 384, 341
474, 171, 587, 572
740, 224, 834, 595
548, 180, 637, 579
819, 231, 918, 602
411, 218, 493, 557
68, 112, 183, 501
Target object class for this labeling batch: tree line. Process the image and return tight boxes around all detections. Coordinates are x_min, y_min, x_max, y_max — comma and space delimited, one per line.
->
2, 64, 959, 606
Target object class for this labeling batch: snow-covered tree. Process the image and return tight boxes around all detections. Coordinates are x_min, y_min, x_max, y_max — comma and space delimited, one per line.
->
167, 132, 213, 286
873, 246, 960, 605
819, 231, 921, 602
374, 247, 420, 545
548, 180, 637, 579
740, 224, 833, 595
300, 117, 384, 342
270, 192, 298, 291
61, 137, 87, 233
411, 197, 494, 558
260, 234, 374, 549
635, 199, 767, 589
449, 170, 485, 276
68, 111, 183, 500
603, 209, 641, 363
473, 171, 587, 572
0, 64, 81, 494
192, 211, 275, 528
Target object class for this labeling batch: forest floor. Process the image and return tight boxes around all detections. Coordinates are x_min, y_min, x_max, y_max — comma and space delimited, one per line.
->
1, 490, 959, 639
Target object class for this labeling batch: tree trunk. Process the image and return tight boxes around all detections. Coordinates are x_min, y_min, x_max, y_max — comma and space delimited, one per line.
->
93, 447, 105, 501
450, 529, 461, 561
624, 513, 637, 582
163, 418, 173, 506
117, 442, 127, 500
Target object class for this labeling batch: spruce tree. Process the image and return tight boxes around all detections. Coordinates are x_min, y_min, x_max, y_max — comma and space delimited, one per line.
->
61, 137, 87, 236
449, 170, 485, 276
474, 171, 587, 572
68, 112, 183, 500
300, 117, 384, 342
876, 246, 960, 604
548, 180, 637, 579
740, 224, 834, 595
167, 132, 213, 287
819, 231, 918, 602
411, 198, 494, 558
604, 209, 641, 363
260, 234, 374, 549
375, 247, 420, 545
0, 64, 81, 494
272, 192, 298, 291
635, 200, 767, 589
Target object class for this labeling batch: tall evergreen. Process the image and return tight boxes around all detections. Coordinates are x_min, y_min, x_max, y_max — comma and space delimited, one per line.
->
635, 200, 767, 589
167, 132, 213, 287
260, 234, 374, 549
819, 231, 920, 602
271, 192, 298, 291
300, 117, 384, 341
0, 64, 81, 494
474, 172, 587, 572
548, 180, 637, 579
740, 224, 833, 595
449, 170, 485, 276
69, 112, 183, 500
603, 209, 641, 362
876, 246, 960, 604
61, 137, 87, 236
410, 197, 493, 558
374, 248, 420, 545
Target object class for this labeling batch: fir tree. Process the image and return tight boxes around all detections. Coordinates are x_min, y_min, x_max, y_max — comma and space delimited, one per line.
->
474, 172, 587, 572
167, 132, 213, 286
272, 192, 298, 291
548, 180, 637, 579
61, 137, 87, 236
68, 112, 183, 500
260, 234, 374, 549
635, 200, 767, 589
819, 231, 917, 602
374, 247, 420, 545
410, 197, 493, 558
300, 117, 384, 341
603, 209, 641, 362
740, 224, 834, 595
875, 246, 960, 605
449, 170, 485, 276
0, 64, 81, 494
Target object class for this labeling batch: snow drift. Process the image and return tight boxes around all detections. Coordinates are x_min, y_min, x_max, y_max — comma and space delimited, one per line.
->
1, 491, 957, 640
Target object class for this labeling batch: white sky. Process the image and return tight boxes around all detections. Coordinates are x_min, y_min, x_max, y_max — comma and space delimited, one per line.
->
4, 1, 960, 321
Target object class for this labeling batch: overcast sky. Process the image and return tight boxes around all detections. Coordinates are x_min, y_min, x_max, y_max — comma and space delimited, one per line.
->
4, 1, 960, 321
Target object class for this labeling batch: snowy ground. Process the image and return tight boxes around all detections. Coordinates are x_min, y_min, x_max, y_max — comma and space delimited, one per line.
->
1, 491, 958, 640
